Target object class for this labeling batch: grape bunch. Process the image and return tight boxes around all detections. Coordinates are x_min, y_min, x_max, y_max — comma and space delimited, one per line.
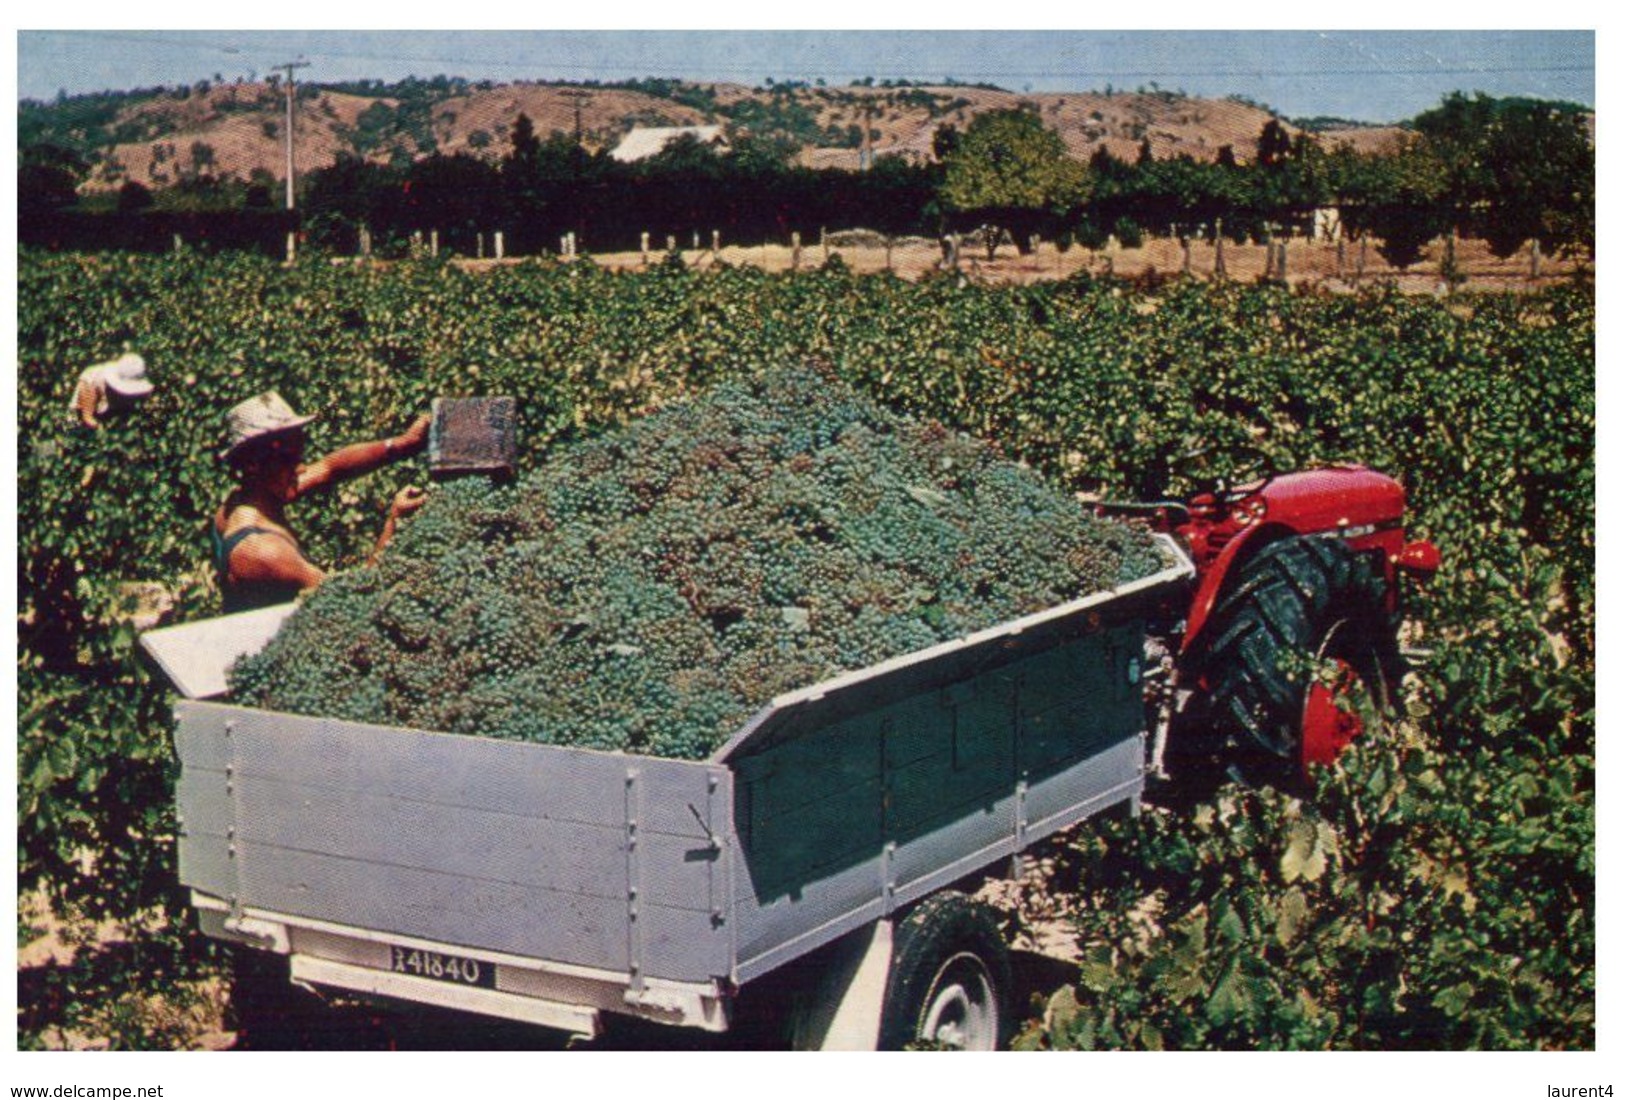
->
231, 363, 1165, 759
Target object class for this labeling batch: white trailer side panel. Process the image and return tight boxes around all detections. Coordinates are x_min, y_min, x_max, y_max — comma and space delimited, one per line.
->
174, 702, 735, 985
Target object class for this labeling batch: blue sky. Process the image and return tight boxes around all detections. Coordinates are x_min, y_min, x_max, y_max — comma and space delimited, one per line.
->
16, 29, 1595, 123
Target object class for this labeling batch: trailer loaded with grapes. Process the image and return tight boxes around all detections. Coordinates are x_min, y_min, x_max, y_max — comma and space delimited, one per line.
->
140, 366, 1438, 1049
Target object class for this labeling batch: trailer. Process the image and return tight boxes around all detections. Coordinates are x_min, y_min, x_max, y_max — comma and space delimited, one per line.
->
144, 536, 1196, 1049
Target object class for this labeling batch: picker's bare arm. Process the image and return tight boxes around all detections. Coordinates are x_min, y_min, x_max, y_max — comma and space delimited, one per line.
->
297, 414, 430, 496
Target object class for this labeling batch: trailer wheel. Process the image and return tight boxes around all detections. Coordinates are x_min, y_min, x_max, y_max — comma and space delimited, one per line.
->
1187, 535, 1396, 790
878, 892, 1011, 1050
227, 947, 327, 1049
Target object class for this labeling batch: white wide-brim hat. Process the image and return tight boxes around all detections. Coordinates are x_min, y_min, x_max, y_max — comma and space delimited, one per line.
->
103, 352, 154, 399
220, 390, 317, 462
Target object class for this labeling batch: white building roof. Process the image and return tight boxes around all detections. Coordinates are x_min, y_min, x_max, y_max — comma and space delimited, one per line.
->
610, 125, 728, 163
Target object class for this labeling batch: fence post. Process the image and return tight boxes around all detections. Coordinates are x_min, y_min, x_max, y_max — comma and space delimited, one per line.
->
1213, 219, 1226, 281
1180, 235, 1191, 276
285, 232, 297, 264
1277, 238, 1288, 282
360, 225, 372, 258
641, 232, 650, 265
886, 236, 893, 272
477, 233, 485, 260
792, 231, 802, 271
1531, 238, 1542, 279
430, 230, 439, 257
667, 235, 677, 254
712, 229, 721, 259
173, 233, 184, 255
494, 231, 504, 260
821, 227, 829, 262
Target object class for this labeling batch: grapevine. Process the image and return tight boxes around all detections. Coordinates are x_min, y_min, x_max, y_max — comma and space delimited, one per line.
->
17, 248, 1592, 1049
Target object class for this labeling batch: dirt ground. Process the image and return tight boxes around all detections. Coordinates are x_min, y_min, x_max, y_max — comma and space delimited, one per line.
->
17, 892, 235, 1051
459, 233, 1582, 294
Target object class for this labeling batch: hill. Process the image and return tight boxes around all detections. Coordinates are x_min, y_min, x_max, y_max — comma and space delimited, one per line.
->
23, 76, 1417, 193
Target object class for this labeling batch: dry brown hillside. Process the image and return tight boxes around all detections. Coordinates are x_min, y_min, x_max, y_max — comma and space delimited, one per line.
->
429, 85, 710, 157
92, 81, 386, 188
1315, 125, 1410, 155
72, 78, 1379, 192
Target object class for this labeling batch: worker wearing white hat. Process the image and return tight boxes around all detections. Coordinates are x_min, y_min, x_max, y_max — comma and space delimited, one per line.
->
213, 391, 431, 613
70, 352, 155, 429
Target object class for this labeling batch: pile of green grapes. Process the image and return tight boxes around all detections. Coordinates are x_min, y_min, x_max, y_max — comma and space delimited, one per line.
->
231, 364, 1164, 759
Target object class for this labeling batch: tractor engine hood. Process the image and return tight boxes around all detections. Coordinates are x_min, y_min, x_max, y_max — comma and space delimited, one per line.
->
1247, 465, 1407, 533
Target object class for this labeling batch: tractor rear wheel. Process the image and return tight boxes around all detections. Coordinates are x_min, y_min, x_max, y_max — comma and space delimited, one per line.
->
1185, 535, 1397, 790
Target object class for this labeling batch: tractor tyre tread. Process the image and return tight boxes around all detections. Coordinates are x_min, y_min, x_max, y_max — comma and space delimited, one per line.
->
1189, 535, 1394, 789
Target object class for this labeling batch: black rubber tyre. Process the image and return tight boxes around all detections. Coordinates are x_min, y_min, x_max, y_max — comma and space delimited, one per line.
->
878, 891, 1012, 1050
1183, 535, 1398, 791
227, 946, 330, 1049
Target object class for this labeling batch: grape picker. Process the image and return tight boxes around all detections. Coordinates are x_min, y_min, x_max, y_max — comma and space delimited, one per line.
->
70, 352, 154, 429
213, 391, 430, 613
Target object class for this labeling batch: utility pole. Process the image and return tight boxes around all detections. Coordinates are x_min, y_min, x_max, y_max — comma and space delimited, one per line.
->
563, 89, 591, 177
562, 89, 591, 248
274, 59, 310, 210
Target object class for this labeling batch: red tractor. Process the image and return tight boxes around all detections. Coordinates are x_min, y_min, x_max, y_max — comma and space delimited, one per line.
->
1105, 463, 1441, 790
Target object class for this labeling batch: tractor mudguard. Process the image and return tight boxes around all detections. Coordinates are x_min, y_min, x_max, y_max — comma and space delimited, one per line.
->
1177, 467, 1411, 657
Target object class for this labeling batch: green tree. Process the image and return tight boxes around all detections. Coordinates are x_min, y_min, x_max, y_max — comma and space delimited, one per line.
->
1256, 118, 1292, 170
302, 153, 405, 248
507, 112, 541, 167
939, 108, 1085, 252
724, 129, 798, 174
637, 131, 725, 179
244, 168, 277, 210
402, 152, 499, 239
348, 100, 399, 157
19, 143, 87, 218
188, 141, 216, 176
1414, 92, 1593, 258
1338, 137, 1451, 269
116, 180, 154, 213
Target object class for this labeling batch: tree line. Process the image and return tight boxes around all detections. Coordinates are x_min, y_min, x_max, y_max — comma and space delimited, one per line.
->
18, 92, 1592, 269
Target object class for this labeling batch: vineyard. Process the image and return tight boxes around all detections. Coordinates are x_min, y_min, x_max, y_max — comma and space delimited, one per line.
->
17, 249, 1593, 1049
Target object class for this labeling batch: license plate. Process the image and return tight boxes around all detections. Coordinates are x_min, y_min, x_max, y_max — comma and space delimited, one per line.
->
389, 945, 496, 989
